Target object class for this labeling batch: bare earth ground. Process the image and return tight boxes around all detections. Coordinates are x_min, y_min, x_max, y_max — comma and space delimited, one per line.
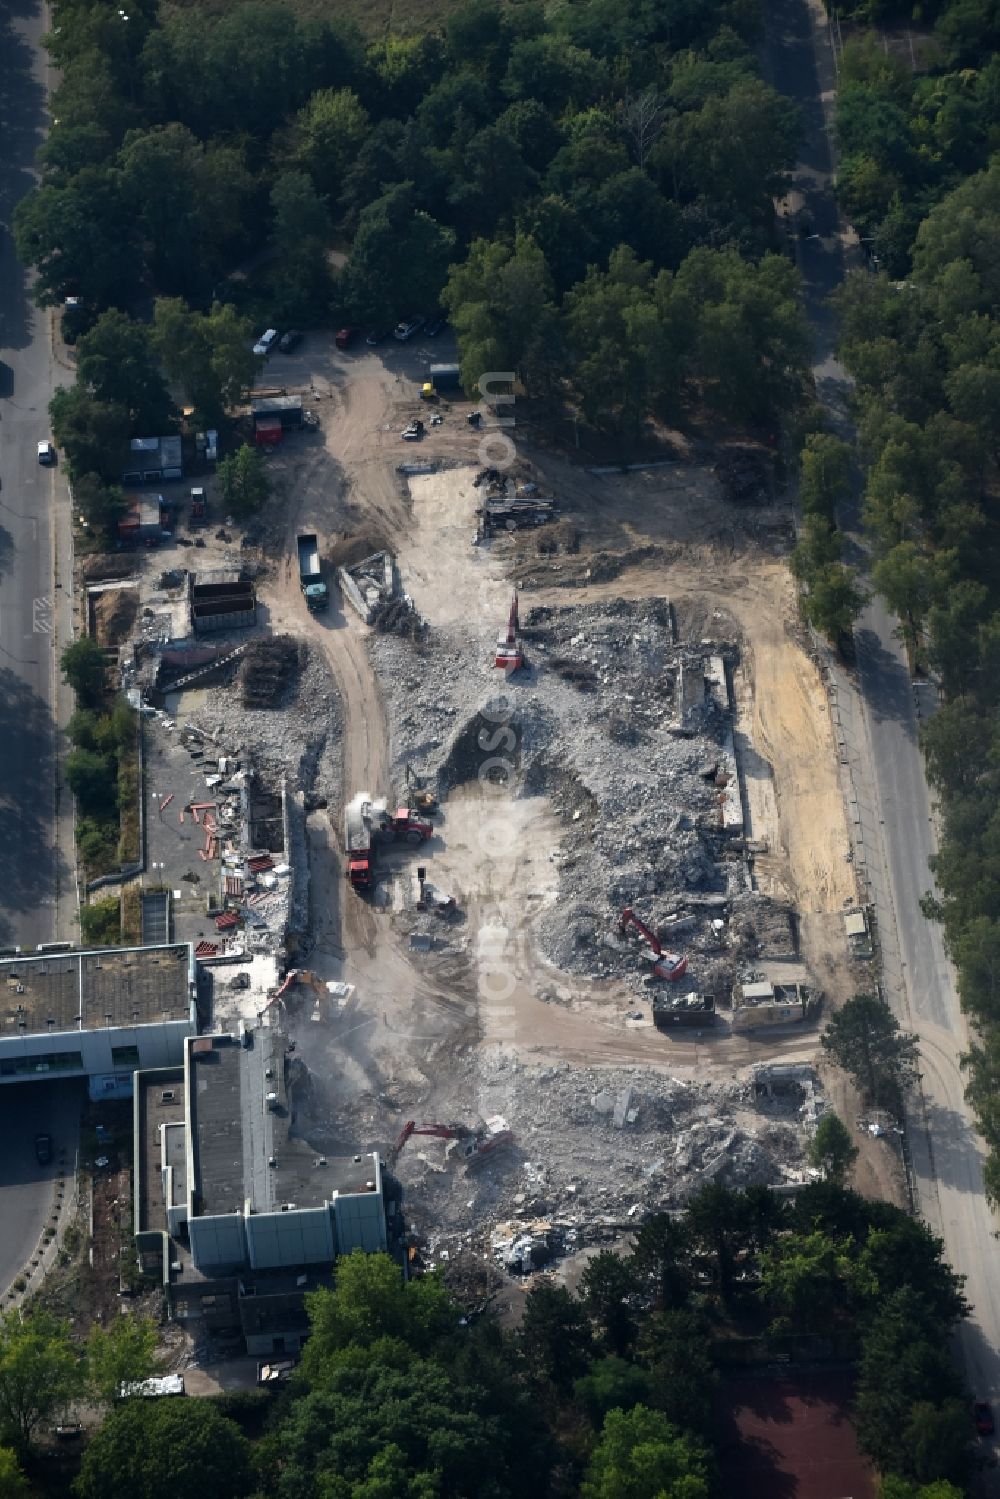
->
720, 1370, 877, 1499
138, 337, 903, 1262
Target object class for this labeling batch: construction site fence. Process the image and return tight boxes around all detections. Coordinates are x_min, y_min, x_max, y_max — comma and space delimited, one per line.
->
86, 710, 147, 893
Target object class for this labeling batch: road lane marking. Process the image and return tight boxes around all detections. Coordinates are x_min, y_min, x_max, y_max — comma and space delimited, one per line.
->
32, 596, 53, 633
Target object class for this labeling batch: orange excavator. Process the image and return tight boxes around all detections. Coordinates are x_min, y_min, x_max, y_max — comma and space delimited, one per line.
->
392, 1119, 514, 1169
619, 908, 688, 981
494, 590, 525, 671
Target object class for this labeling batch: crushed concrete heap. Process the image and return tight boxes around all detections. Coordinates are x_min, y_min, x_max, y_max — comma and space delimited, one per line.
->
308, 1052, 822, 1278
172, 639, 343, 813
373, 597, 790, 998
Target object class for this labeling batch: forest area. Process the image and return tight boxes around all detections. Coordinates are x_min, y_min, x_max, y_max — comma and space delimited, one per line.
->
0, 1185, 974, 1498
15, 0, 816, 503
832, 0, 1000, 1205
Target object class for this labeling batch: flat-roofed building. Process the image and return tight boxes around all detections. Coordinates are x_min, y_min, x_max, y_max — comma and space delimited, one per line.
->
0, 944, 196, 1098
135, 1026, 402, 1354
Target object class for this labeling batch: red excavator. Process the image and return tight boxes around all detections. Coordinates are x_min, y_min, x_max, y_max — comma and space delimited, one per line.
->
494, 590, 525, 671
619, 907, 688, 981
392, 1120, 513, 1169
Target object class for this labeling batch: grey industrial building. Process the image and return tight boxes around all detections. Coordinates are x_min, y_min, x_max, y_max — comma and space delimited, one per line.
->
0, 944, 196, 1099
135, 1027, 401, 1354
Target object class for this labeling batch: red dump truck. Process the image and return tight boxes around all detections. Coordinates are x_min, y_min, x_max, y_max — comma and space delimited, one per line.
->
344, 793, 432, 891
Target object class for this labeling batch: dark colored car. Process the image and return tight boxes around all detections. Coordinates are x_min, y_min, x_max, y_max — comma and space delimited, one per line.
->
365, 329, 390, 345
335, 327, 358, 350
975, 1402, 995, 1436
279, 330, 303, 353
393, 315, 425, 342
34, 1133, 52, 1165
424, 315, 446, 337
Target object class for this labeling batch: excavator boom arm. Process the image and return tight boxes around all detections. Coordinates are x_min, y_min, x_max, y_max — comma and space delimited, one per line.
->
618, 906, 663, 956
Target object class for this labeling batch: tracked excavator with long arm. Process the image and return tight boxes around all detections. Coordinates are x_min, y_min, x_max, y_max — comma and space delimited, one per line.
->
392, 1120, 513, 1169
619, 907, 688, 980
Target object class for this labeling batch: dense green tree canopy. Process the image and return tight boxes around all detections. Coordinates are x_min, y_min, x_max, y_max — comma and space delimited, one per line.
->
75, 1397, 252, 1499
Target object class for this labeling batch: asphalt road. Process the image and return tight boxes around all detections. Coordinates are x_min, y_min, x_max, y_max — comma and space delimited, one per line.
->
766, 0, 1000, 1423
0, 0, 72, 948
0, 1078, 82, 1296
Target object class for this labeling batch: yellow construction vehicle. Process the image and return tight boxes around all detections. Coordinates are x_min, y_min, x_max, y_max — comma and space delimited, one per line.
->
405, 763, 437, 813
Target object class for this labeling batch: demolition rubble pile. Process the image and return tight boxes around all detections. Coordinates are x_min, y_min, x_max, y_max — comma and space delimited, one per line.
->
372, 597, 789, 997
373, 1054, 822, 1276
174, 638, 343, 812
240, 636, 303, 709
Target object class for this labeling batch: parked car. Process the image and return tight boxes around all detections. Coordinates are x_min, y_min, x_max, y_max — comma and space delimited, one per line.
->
253, 328, 280, 357
278, 330, 302, 353
393, 316, 425, 342
365, 329, 390, 345
34, 1133, 52, 1165
335, 327, 358, 350
36, 440, 55, 466
975, 1402, 995, 1436
424, 315, 446, 337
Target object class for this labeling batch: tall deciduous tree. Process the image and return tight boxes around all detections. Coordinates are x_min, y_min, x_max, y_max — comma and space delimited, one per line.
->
75, 1397, 252, 1499
61, 635, 108, 709
0, 1312, 79, 1453
301, 1251, 454, 1377
49, 386, 130, 484
86, 1316, 159, 1408
519, 1282, 594, 1392
580, 1405, 711, 1499
153, 299, 255, 425
76, 311, 175, 431
445, 233, 559, 397
799, 433, 852, 521
343, 184, 455, 329
855, 1287, 969, 1487
802, 562, 866, 645
580, 1250, 641, 1356
821, 994, 920, 1110
809, 1112, 859, 1184
216, 445, 270, 519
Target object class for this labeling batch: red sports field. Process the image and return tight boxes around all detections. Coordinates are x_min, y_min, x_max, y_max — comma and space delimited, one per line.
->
719, 1370, 877, 1499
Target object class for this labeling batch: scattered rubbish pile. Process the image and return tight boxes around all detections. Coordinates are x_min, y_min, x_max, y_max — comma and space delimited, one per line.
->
473, 467, 557, 536
164, 639, 343, 814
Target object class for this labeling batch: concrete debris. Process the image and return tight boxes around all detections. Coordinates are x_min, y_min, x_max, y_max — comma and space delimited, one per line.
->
169, 638, 342, 813
371, 596, 796, 1004
303, 1052, 822, 1280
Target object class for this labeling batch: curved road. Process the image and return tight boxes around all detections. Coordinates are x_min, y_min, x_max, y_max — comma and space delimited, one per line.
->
766, 0, 1000, 1424
0, 1078, 82, 1296
0, 0, 73, 950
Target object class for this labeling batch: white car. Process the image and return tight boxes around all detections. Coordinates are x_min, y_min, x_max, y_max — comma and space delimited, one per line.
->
253, 328, 279, 357
37, 440, 55, 466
